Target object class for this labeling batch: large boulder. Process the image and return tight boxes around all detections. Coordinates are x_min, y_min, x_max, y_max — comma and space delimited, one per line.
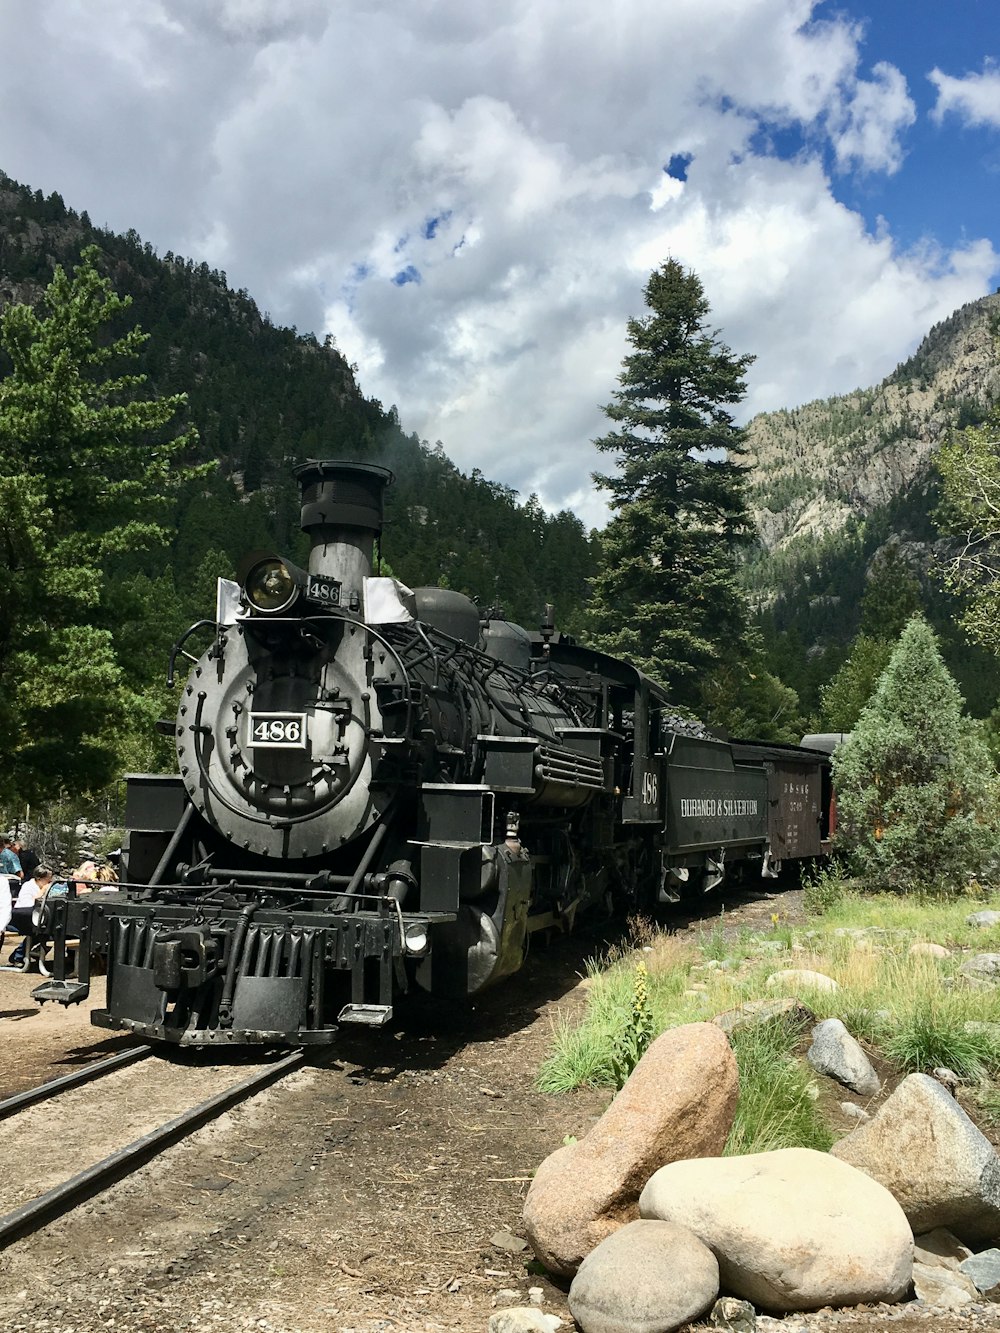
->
523, 1022, 738, 1276
831, 1072, 1000, 1244
567, 1219, 719, 1333
639, 1147, 912, 1312
806, 1018, 880, 1096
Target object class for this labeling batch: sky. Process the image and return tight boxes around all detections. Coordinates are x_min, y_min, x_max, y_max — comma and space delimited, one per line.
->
1, 1, 999, 528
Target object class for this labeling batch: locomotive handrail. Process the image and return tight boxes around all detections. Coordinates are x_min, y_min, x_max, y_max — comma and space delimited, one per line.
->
167, 620, 218, 687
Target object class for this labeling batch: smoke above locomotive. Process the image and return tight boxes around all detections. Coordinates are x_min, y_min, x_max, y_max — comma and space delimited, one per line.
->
33, 460, 833, 1046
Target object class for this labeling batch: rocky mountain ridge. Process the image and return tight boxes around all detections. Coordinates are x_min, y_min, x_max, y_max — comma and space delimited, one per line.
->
747, 292, 1000, 555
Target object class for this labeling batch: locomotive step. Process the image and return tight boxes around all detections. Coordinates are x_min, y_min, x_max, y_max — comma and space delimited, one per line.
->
337, 1003, 393, 1027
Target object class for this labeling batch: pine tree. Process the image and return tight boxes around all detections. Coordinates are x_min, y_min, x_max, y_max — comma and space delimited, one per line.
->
833, 617, 1000, 893
585, 259, 755, 713
938, 410, 1000, 652
0, 246, 206, 802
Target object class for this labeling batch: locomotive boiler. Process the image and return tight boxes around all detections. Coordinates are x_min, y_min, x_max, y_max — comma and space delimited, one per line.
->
34, 460, 832, 1046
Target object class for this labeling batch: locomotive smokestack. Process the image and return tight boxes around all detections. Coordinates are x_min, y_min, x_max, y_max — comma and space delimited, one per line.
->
293, 459, 394, 603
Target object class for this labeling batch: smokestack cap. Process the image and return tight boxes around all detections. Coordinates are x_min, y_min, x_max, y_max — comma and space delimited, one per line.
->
294, 459, 394, 536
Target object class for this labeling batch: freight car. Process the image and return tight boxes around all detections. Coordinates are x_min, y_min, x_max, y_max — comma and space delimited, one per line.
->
33, 460, 832, 1046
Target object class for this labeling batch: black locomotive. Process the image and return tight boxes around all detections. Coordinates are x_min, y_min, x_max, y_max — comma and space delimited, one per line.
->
34, 461, 832, 1046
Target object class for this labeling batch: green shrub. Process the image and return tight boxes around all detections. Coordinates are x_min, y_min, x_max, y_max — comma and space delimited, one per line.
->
834, 617, 1000, 894
802, 862, 851, 915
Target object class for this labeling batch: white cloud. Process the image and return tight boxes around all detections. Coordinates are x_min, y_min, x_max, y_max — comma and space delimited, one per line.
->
0, 1, 995, 530
830, 61, 916, 174
930, 63, 1000, 129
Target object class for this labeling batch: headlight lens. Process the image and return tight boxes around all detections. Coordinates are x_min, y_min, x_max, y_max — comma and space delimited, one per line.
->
244, 559, 298, 613
403, 922, 429, 956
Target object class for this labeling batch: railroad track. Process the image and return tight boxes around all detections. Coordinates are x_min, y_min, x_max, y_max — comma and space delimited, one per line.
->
0, 1047, 308, 1249
0, 1042, 154, 1119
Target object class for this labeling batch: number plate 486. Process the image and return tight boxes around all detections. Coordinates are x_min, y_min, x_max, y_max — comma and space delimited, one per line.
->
248, 713, 308, 748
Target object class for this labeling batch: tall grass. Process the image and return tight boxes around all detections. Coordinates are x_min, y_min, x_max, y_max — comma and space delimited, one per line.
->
725, 1017, 833, 1155
536, 889, 1000, 1151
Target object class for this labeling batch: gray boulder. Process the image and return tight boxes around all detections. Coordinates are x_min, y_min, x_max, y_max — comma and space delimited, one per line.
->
959, 953, 1000, 983
911, 1261, 979, 1308
831, 1072, 1000, 1244
966, 911, 1000, 929
807, 1018, 880, 1096
523, 1022, 738, 1276
567, 1219, 719, 1333
638, 1147, 912, 1312
960, 1247, 1000, 1292
713, 997, 814, 1035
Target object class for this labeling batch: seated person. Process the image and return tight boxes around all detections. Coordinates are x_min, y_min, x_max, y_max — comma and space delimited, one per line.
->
0, 872, 12, 944
95, 864, 119, 889
8, 866, 54, 967
70, 860, 99, 894
0, 836, 22, 880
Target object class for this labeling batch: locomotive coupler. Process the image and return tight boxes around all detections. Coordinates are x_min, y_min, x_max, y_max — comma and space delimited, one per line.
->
151, 927, 223, 990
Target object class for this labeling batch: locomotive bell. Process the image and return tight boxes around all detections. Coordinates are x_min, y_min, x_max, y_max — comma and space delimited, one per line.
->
293, 459, 394, 603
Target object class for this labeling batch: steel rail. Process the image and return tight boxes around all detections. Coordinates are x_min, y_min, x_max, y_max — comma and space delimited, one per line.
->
0, 1048, 307, 1249
0, 1045, 154, 1121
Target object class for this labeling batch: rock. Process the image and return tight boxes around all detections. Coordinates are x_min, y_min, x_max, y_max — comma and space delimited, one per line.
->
567, 1220, 719, 1333
639, 1147, 911, 1312
831, 1072, 1000, 1244
488, 1311, 564, 1333
911, 1261, 979, 1307
527, 1286, 544, 1306
840, 1102, 870, 1122
706, 1296, 757, 1330
491, 1229, 528, 1253
493, 1289, 522, 1307
713, 998, 814, 1035
806, 1018, 880, 1096
932, 1067, 960, 1095
960, 1247, 1000, 1292
965, 1021, 1000, 1040
913, 1228, 973, 1268
764, 969, 838, 993
910, 942, 950, 958
959, 953, 1000, 982
523, 1023, 738, 1276
966, 912, 1000, 929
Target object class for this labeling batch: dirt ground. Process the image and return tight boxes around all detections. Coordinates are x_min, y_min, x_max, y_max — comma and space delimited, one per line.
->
1, 886, 999, 1333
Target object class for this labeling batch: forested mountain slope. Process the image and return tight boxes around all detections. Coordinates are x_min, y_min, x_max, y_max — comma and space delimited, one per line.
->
0, 172, 595, 637
745, 292, 1000, 712
748, 292, 1000, 556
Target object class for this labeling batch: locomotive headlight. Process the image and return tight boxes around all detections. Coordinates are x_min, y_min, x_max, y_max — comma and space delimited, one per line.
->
244, 557, 300, 614
403, 922, 429, 956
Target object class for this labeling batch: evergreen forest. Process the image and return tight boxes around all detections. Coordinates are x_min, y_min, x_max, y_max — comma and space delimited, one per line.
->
2, 169, 1000, 807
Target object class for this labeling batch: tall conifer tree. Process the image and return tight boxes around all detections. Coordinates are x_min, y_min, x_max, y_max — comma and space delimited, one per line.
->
834, 617, 1000, 893
586, 259, 755, 713
0, 246, 205, 802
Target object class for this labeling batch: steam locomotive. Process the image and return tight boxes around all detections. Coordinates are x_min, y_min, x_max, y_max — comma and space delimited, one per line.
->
33, 461, 832, 1046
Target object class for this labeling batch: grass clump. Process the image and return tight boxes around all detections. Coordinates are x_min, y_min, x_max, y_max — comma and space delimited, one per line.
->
725, 1016, 833, 1155
537, 887, 1000, 1150
883, 993, 1000, 1080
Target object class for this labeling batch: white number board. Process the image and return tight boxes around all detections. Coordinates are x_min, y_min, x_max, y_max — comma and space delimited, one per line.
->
248, 712, 308, 748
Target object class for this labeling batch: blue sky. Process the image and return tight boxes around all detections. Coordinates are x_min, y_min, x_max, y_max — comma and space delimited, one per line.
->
832, 0, 999, 255
0, 1, 998, 526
